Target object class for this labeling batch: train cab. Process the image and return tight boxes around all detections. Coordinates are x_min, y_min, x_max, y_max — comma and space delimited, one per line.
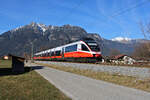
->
81, 38, 101, 58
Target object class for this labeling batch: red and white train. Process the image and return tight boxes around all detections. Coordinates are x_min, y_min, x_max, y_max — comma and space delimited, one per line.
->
33, 38, 102, 62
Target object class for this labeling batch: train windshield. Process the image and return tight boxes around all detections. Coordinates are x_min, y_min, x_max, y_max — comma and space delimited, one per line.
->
85, 41, 100, 52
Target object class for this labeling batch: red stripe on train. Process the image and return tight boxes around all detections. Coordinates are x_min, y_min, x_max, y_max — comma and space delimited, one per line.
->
33, 51, 101, 60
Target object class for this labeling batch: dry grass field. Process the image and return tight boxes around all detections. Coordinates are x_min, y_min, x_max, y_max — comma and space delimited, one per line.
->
0, 60, 12, 68
0, 60, 71, 100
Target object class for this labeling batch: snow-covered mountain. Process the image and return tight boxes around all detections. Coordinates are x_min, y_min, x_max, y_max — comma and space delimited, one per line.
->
10, 22, 48, 35
111, 37, 149, 44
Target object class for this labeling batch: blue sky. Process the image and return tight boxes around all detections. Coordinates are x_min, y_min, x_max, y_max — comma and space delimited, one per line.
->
0, 0, 150, 39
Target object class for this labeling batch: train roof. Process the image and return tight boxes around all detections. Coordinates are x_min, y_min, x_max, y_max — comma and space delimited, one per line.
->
35, 40, 84, 55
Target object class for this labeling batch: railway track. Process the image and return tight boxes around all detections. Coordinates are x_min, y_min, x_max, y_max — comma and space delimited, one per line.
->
34, 60, 150, 79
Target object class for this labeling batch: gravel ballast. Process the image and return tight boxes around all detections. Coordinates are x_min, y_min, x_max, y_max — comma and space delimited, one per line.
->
35, 61, 150, 79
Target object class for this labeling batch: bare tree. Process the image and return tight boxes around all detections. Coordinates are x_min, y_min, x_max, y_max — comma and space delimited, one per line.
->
139, 21, 150, 52
133, 21, 150, 59
132, 43, 150, 58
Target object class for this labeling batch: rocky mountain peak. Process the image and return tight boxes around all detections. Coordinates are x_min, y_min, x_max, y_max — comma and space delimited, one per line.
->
28, 22, 48, 33
62, 24, 73, 27
30, 22, 37, 26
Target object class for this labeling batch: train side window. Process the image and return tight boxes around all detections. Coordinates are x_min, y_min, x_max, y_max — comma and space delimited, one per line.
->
72, 44, 77, 51
51, 52, 54, 56
48, 53, 50, 56
55, 50, 61, 56
49, 52, 51, 56
41, 54, 44, 57
65, 47, 68, 52
81, 44, 89, 51
65, 44, 77, 52
47, 53, 50, 56
45, 53, 48, 57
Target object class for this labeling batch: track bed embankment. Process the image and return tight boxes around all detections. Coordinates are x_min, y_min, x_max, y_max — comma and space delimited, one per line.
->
35, 61, 150, 79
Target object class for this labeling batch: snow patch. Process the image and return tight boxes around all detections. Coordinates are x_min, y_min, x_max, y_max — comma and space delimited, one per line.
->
11, 26, 24, 32
111, 37, 132, 42
51, 26, 54, 29
37, 23, 47, 32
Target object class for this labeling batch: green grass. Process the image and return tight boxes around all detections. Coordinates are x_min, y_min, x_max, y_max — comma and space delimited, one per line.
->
37, 63, 150, 92
0, 60, 71, 100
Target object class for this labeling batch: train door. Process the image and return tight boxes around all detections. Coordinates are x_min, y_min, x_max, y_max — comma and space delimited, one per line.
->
62, 47, 64, 58
78, 44, 81, 51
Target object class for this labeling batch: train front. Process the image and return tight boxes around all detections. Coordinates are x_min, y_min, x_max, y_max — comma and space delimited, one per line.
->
84, 38, 102, 60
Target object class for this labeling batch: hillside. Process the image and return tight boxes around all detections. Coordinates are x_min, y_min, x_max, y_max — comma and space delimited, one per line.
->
0, 22, 148, 56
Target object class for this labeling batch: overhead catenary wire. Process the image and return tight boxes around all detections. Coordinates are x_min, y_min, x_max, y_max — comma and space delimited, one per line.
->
96, 0, 150, 52
101, 0, 150, 38
110, 0, 149, 18
56, 0, 149, 39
